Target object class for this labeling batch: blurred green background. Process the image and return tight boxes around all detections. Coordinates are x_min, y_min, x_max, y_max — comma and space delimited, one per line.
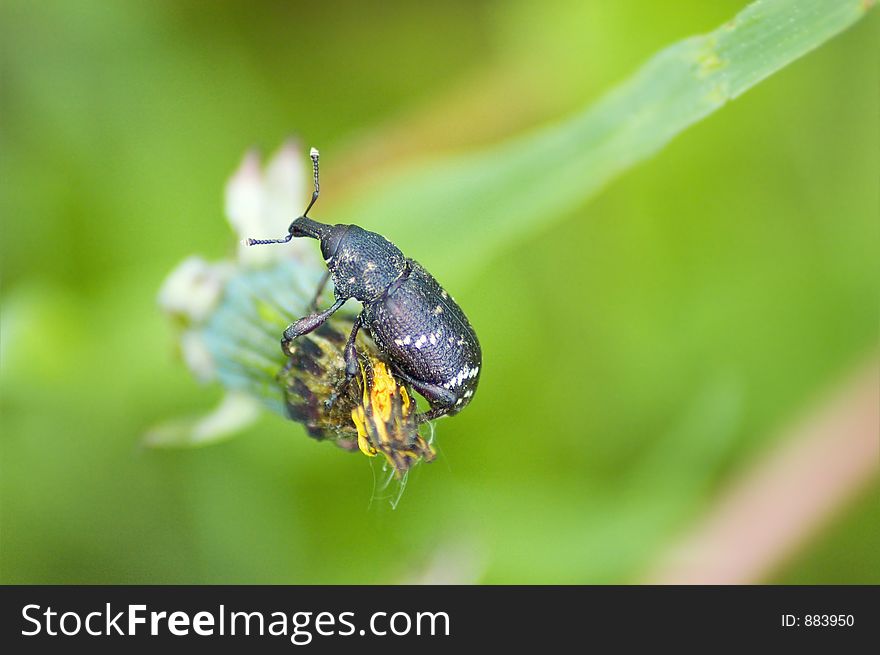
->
1, 0, 877, 584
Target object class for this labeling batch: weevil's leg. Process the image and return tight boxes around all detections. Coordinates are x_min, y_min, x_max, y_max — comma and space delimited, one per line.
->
281, 297, 346, 353
307, 270, 331, 312
342, 316, 362, 379
325, 315, 363, 409
391, 370, 460, 423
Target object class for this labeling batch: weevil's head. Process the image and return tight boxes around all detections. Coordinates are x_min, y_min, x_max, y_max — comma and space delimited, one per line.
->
285, 217, 351, 272
243, 215, 331, 247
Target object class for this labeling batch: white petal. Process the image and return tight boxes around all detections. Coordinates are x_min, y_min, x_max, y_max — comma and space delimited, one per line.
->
265, 138, 306, 227
225, 148, 265, 242
142, 391, 262, 448
180, 329, 216, 382
158, 256, 231, 323
226, 141, 312, 267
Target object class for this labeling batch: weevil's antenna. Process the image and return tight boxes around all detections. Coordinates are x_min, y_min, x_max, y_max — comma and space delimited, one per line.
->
244, 234, 293, 246
244, 147, 322, 247
302, 147, 320, 217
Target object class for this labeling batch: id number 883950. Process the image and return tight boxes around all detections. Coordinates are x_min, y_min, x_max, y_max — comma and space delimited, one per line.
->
781, 614, 855, 627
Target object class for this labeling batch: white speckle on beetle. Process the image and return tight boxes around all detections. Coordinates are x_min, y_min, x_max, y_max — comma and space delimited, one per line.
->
348, 276, 356, 284
415, 335, 427, 349
429, 334, 437, 345
434, 305, 443, 315
440, 290, 448, 299
402, 336, 411, 345
394, 338, 404, 346
464, 389, 473, 398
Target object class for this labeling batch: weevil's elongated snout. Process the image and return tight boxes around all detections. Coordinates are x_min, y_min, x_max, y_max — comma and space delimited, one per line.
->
289, 216, 330, 240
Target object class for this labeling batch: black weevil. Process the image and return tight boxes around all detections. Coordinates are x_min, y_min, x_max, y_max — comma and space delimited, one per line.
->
246, 148, 481, 421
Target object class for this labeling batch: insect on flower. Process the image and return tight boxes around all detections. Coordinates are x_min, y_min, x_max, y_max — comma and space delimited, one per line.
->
246, 148, 482, 423
155, 141, 439, 488
277, 318, 435, 477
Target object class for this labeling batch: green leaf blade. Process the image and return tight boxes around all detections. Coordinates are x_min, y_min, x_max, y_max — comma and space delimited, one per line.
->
340, 0, 873, 282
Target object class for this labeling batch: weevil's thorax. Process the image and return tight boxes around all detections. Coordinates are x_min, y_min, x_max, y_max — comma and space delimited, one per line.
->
322, 225, 407, 302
